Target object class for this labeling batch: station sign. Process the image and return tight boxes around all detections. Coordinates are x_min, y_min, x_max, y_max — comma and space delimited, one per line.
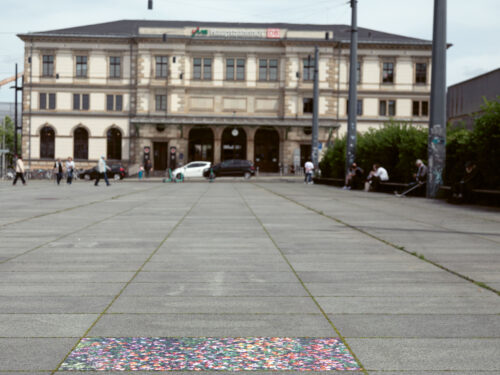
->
192, 27, 281, 39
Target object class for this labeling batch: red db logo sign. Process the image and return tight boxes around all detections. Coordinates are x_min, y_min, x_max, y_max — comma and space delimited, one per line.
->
267, 28, 280, 39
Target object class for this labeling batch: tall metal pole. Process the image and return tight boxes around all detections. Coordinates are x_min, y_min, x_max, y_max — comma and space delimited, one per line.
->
345, 0, 358, 176
312, 46, 320, 170
427, 0, 447, 198
14, 63, 18, 156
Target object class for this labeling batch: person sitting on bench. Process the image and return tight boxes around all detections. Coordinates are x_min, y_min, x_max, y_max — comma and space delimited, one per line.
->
365, 163, 389, 192
343, 162, 364, 190
451, 161, 481, 203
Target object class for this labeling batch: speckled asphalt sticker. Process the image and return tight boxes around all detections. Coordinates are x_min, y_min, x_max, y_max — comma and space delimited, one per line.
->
61, 337, 360, 371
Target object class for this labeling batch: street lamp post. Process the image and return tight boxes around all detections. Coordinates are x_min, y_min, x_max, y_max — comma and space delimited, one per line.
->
427, 0, 447, 198
345, 0, 358, 176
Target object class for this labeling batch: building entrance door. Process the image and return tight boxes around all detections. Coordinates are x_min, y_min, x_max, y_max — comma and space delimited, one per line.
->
300, 144, 311, 169
153, 142, 169, 171
254, 127, 280, 172
221, 127, 246, 161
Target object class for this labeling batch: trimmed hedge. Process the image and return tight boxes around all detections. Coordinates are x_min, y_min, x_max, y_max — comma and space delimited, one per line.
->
320, 98, 500, 189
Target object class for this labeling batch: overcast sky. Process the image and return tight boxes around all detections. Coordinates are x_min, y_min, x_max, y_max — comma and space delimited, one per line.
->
1, 0, 499, 102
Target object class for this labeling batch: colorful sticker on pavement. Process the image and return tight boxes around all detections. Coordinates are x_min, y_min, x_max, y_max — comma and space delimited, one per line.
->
61, 337, 360, 371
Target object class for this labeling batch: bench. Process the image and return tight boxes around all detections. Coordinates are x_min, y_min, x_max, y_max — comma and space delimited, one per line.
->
439, 185, 500, 206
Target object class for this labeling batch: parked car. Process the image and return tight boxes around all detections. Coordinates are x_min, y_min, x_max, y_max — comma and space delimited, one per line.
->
80, 164, 127, 181
203, 159, 255, 179
172, 161, 211, 180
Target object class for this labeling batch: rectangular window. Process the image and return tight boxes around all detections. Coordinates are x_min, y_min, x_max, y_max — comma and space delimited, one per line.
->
193, 58, 202, 80
42, 55, 54, 77
193, 58, 212, 80
155, 56, 168, 78
303, 58, 314, 81
73, 94, 90, 110
82, 94, 89, 110
155, 95, 166, 111
412, 100, 429, 116
259, 59, 278, 81
388, 100, 396, 116
203, 58, 212, 80
259, 59, 267, 81
115, 95, 123, 111
269, 59, 278, 81
380, 100, 396, 116
109, 56, 121, 78
379, 100, 387, 116
226, 59, 235, 80
73, 94, 80, 110
39, 93, 47, 110
415, 63, 427, 84
303, 98, 313, 113
347, 99, 363, 116
357, 61, 361, 84
76, 56, 87, 78
422, 101, 429, 116
106, 95, 114, 111
412, 101, 420, 116
382, 62, 394, 83
236, 59, 245, 80
48, 93, 56, 109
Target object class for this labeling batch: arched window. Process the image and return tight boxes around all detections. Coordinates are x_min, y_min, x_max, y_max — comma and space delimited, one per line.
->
107, 128, 122, 160
40, 126, 55, 159
73, 127, 88, 160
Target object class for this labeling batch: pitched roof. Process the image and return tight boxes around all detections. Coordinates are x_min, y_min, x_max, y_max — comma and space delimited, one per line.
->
21, 19, 431, 45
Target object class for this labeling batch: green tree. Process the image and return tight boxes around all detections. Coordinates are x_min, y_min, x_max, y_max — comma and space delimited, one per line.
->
471, 97, 500, 188
320, 122, 428, 182
0, 116, 20, 166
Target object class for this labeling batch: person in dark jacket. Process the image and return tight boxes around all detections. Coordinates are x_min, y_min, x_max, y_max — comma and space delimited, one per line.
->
451, 161, 480, 203
54, 158, 64, 185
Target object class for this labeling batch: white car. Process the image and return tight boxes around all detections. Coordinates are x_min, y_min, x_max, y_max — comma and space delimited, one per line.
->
172, 161, 211, 179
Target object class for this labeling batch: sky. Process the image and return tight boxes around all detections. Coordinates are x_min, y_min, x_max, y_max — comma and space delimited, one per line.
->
0, 0, 499, 102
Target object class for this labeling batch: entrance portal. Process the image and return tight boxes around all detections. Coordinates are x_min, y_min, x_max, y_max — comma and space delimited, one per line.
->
221, 127, 246, 161
153, 142, 169, 171
188, 128, 214, 163
254, 128, 280, 172
300, 144, 312, 169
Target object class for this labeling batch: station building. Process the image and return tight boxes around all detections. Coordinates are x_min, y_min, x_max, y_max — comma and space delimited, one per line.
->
18, 20, 432, 173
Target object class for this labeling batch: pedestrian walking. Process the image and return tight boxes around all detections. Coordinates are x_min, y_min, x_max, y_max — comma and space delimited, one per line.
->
12, 155, 26, 186
66, 157, 75, 184
304, 160, 314, 184
94, 156, 110, 186
54, 158, 64, 185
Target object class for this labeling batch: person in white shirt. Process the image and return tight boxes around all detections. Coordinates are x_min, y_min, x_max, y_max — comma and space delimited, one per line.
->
304, 161, 314, 184
95, 156, 110, 186
365, 163, 389, 191
12, 155, 26, 186
66, 157, 75, 185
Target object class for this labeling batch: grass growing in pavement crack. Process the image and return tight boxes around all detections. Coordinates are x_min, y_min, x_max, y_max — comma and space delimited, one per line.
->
254, 183, 500, 298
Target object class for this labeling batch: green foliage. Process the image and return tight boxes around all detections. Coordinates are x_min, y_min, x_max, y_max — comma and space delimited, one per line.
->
472, 98, 500, 188
0, 116, 20, 166
320, 122, 428, 182
445, 123, 473, 186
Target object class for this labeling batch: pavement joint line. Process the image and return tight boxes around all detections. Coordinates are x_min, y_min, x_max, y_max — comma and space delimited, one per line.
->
0, 185, 166, 265
234, 184, 368, 375
49, 185, 209, 375
255, 183, 500, 297
318, 186, 500, 243
0, 185, 158, 230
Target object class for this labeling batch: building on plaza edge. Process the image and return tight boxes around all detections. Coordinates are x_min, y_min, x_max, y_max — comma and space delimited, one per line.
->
17, 20, 432, 173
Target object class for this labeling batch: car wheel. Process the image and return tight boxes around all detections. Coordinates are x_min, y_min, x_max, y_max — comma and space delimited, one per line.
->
84, 174, 90, 181
113, 174, 120, 181
176, 173, 182, 180
244, 172, 251, 179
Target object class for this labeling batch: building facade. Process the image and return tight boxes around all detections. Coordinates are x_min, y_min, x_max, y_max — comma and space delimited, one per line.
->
18, 20, 432, 173
447, 68, 500, 129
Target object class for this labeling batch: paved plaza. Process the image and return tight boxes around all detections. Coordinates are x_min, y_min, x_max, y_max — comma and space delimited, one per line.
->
0, 179, 499, 374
